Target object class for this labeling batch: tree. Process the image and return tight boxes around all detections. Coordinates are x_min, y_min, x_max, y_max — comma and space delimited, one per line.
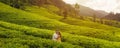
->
74, 3, 80, 10
93, 14, 96, 22
100, 18, 103, 24
74, 3, 81, 18
63, 11, 68, 19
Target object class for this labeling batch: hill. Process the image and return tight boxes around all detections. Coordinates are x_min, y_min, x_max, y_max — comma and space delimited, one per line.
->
1, 2, 120, 42
104, 13, 120, 21
0, 1, 120, 48
0, 19, 120, 48
0, 21, 83, 48
77, 4, 108, 17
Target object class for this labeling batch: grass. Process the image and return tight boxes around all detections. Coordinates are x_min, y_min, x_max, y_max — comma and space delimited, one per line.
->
25, 6, 120, 32
0, 2, 120, 48
0, 21, 120, 48
0, 22, 83, 48
0, 2, 120, 42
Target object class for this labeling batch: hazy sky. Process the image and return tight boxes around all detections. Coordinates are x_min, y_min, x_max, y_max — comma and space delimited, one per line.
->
63, 0, 120, 13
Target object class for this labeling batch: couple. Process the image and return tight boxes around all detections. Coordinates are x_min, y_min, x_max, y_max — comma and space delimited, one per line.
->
52, 30, 62, 42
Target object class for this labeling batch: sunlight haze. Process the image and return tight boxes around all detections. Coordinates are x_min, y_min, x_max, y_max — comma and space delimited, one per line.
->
63, 0, 120, 13
63, 0, 77, 4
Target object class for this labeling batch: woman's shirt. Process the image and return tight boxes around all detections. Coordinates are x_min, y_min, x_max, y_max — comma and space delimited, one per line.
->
52, 33, 58, 41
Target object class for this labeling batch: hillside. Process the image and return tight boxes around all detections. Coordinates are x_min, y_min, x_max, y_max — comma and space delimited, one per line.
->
77, 5, 108, 17
1, 2, 120, 41
24, 6, 120, 33
104, 13, 120, 21
0, 20, 120, 48
0, 0, 120, 48
0, 21, 83, 48
102, 13, 120, 27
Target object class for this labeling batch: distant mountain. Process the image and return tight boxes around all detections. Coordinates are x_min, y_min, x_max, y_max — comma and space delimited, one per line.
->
104, 13, 120, 21
78, 5, 108, 18
96, 10, 109, 17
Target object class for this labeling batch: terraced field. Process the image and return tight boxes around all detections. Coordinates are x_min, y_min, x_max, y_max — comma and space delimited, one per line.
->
0, 2, 120, 48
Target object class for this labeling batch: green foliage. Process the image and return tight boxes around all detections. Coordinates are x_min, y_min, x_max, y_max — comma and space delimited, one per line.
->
43, 5, 60, 13
0, 21, 120, 48
0, 2, 120, 42
25, 6, 120, 31
0, 2, 120, 48
74, 3, 80, 11
0, 0, 26, 9
0, 22, 82, 48
24, 6, 120, 42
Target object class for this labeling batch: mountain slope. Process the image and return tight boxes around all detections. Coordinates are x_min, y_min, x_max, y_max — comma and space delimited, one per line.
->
78, 5, 108, 17
0, 2, 120, 42
25, 6, 120, 31
0, 2, 120, 48
0, 20, 120, 48
104, 13, 120, 21
0, 21, 83, 48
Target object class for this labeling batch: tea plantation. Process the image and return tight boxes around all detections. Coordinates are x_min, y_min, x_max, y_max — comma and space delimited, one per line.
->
0, 2, 120, 48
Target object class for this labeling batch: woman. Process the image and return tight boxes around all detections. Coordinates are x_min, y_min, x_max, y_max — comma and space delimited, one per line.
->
52, 30, 61, 42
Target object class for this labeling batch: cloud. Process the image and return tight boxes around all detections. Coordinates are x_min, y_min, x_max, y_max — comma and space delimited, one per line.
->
113, 3, 120, 13
63, 0, 120, 13
79, 0, 120, 13
63, 0, 77, 4
76, 0, 89, 4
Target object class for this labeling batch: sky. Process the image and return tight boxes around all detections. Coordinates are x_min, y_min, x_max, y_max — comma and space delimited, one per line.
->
63, 0, 120, 13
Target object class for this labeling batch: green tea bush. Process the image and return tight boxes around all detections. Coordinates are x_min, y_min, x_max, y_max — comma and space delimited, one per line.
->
0, 2, 119, 42
0, 21, 120, 48
0, 27, 82, 48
